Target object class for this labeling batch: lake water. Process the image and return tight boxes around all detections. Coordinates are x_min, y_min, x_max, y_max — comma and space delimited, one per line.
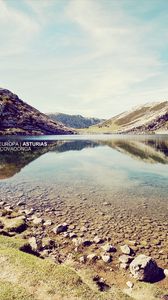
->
0, 134, 168, 266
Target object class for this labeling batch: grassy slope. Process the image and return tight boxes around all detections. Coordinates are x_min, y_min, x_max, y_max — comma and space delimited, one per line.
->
0, 235, 133, 300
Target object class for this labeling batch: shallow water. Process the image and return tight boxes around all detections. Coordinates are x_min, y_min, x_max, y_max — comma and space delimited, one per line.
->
0, 134, 168, 265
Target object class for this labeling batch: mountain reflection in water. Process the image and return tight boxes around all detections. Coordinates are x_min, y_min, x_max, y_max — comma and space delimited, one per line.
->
0, 135, 167, 180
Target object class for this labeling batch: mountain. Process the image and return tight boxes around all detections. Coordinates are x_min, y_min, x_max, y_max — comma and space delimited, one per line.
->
0, 89, 74, 135
47, 112, 105, 129
87, 101, 168, 134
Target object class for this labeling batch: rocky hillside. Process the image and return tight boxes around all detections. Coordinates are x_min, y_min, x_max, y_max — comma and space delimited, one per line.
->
48, 112, 105, 129
0, 89, 74, 135
88, 101, 168, 134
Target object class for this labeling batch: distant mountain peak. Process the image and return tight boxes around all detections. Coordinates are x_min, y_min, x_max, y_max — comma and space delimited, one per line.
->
47, 112, 105, 129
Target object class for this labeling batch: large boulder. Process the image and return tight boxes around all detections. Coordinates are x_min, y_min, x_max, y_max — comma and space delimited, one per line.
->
130, 254, 160, 282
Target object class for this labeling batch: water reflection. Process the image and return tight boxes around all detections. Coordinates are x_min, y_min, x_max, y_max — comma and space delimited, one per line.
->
0, 135, 167, 180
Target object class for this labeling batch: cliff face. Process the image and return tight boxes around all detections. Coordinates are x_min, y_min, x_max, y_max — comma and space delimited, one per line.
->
0, 89, 74, 135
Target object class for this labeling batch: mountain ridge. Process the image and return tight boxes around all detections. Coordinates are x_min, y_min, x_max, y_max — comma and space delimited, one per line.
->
87, 101, 168, 134
0, 89, 74, 135
47, 112, 105, 129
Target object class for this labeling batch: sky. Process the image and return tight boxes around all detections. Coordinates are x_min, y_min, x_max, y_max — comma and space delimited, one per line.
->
1, 0, 168, 118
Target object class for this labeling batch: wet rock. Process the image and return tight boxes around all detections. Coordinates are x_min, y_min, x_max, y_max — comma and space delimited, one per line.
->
53, 223, 68, 234
101, 243, 116, 253
120, 244, 132, 255
130, 254, 160, 282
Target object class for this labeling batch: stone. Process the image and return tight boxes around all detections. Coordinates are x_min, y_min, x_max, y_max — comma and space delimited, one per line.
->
164, 269, 168, 277
120, 244, 132, 255
72, 238, 83, 247
29, 237, 38, 251
119, 255, 133, 264
130, 254, 160, 282
83, 239, 92, 247
101, 243, 116, 253
101, 254, 112, 263
87, 253, 98, 262
93, 236, 104, 244
42, 238, 55, 249
126, 281, 134, 288
17, 201, 26, 206
69, 232, 77, 239
53, 223, 68, 234
32, 217, 43, 225
43, 220, 52, 226
120, 263, 129, 270
79, 256, 86, 263
0, 216, 26, 233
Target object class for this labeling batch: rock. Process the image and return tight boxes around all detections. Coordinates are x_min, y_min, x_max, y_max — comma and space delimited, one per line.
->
93, 236, 104, 244
87, 253, 98, 262
126, 281, 134, 288
120, 244, 132, 255
119, 255, 133, 264
42, 238, 55, 249
101, 243, 116, 253
101, 254, 112, 263
161, 296, 168, 300
120, 263, 129, 270
43, 220, 52, 226
24, 209, 34, 216
0, 216, 26, 233
83, 239, 92, 247
53, 223, 68, 234
69, 232, 77, 239
29, 237, 38, 251
72, 238, 83, 247
17, 201, 26, 206
164, 269, 168, 277
130, 254, 160, 282
80, 226, 88, 232
32, 217, 43, 225
79, 256, 86, 263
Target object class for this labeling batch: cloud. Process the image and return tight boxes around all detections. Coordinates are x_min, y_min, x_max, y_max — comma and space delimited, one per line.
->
0, 0, 39, 56
0, 0, 168, 118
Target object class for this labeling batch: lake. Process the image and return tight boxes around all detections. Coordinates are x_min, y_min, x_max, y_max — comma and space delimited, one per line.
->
0, 134, 168, 267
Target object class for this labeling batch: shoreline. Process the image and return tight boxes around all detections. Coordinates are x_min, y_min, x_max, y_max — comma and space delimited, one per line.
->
0, 196, 167, 298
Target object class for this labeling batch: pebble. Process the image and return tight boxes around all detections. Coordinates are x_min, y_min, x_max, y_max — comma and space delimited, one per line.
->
126, 281, 134, 288
120, 244, 131, 255
101, 243, 116, 253
101, 254, 112, 263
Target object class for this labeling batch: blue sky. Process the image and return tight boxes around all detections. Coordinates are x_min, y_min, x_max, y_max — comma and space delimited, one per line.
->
1, 0, 168, 118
